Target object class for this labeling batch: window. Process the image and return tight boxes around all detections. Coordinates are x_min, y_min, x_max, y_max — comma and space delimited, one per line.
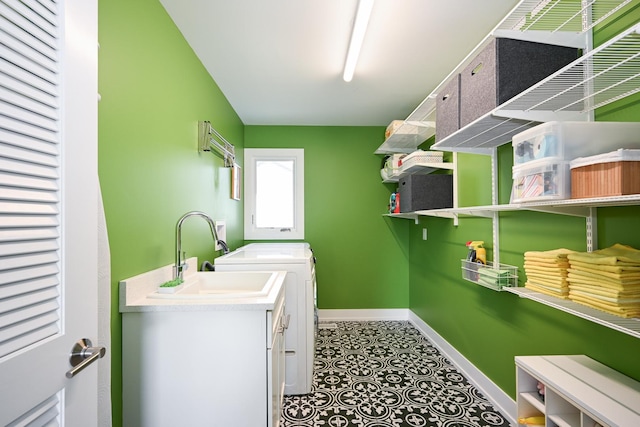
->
244, 149, 304, 239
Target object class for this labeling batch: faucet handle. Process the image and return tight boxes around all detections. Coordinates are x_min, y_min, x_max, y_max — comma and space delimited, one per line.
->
181, 251, 189, 271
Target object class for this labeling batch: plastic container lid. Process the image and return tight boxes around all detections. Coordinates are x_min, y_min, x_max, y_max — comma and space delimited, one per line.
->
570, 149, 640, 169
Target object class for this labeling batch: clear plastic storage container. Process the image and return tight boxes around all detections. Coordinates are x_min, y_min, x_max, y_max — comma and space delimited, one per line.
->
511, 159, 571, 203
512, 121, 640, 166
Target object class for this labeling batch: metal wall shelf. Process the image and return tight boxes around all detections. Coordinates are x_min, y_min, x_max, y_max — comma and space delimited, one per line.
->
380, 1, 640, 337
375, 0, 636, 156
505, 287, 640, 339
432, 21, 640, 154
388, 194, 640, 221
375, 121, 435, 155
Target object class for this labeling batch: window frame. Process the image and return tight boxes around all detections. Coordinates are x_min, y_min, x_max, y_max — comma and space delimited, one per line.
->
244, 148, 304, 240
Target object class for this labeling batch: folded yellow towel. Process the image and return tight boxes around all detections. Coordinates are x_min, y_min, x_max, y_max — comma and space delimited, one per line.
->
526, 275, 569, 288
524, 263, 569, 274
524, 248, 575, 259
569, 283, 640, 298
567, 267, 640, 281
567, 243, 640, 266
524, 267, 569, 278
525, 281, 569, 298
568, 279, 640, 293
569, 294, 640, 318
525, 259, 568, 266
569, 289, 640, 304
567, 269, 640, 285
568, 259, 640, 273
567, 272, 640, 288
524, 262, 570, 272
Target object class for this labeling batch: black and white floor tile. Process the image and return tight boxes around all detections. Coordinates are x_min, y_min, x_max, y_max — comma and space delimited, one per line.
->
281, 321, 510, 427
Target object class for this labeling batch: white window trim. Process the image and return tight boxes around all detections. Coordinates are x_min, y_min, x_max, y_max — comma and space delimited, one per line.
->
244, 148, 304, 240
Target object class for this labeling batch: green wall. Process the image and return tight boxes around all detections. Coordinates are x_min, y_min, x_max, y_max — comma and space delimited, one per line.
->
245, 126, 410, 309
98, 0, 244, 425
409, 3, 640, 398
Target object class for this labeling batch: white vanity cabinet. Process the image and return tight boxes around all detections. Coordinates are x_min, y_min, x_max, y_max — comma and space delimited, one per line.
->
515, 355, 640, 427
120, 263, 286, 427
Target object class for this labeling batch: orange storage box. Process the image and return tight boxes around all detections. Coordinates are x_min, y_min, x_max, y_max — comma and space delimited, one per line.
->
570, 149, 640, 199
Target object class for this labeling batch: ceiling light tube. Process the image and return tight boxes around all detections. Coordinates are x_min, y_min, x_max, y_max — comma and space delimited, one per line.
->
343, 0, 374, 82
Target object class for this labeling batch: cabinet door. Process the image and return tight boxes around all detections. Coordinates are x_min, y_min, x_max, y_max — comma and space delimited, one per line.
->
268, 315, 285, 427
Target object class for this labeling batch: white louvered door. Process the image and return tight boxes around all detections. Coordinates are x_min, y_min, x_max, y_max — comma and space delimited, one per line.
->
0, 0, 99, 425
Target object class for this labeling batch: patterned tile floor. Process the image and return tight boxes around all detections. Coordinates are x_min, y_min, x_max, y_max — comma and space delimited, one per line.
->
281, 321, 511, 427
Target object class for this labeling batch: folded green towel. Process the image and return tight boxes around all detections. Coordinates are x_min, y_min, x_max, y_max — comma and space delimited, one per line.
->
478, 277, 503, 290
478, 268, 510, 278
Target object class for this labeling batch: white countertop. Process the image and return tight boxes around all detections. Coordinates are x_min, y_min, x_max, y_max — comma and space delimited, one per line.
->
119, 258, 286, 312
215, 244, 312, 265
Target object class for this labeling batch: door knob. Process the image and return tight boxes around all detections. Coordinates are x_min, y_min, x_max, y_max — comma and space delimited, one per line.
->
66, 338, 106, 379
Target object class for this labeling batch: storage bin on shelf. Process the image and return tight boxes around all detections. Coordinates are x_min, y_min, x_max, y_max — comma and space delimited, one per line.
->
385, 120, 405, 139
461, 260, 518, 291
398, 174, 453, 212
435, 75, 460, 141
399, 150, 443, 168
570, 149, 640, 199
459, 39, 579, 128
512, 121, 640, 166
511, 159, 571, 203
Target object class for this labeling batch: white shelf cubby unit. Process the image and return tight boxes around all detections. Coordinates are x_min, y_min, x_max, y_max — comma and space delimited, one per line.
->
515, 355, 640, 427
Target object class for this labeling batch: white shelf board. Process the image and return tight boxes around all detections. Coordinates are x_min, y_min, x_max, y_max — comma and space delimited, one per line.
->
505, 287, 640, 339
520, 392, 545, 413
383, 212, 419, 222
385, 195, 640, 221
382, 161, 455, 183
513, 194, 640, 216
548, 413, 580, 427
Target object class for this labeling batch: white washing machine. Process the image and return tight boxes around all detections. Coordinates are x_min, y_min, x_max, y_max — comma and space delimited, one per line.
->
214, 243, 316, 395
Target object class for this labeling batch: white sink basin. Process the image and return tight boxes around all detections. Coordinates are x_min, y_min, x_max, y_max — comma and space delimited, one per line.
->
149, 271, 279, 299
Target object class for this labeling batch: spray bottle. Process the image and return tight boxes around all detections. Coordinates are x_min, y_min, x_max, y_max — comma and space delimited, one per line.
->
466, 241, 486, 265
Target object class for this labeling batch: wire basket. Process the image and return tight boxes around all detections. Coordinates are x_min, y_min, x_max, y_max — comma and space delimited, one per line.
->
461, 259, 518, 291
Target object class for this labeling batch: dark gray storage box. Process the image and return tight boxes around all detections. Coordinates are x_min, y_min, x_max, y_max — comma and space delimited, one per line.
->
399, 174, 453, 212
435, 74, 460, 142
459, 38, 579, 127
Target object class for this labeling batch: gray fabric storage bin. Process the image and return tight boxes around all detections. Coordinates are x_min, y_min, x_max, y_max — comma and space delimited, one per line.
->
436, 74, 460, 142
459, 38, 579, 127
399, 174, 453, 212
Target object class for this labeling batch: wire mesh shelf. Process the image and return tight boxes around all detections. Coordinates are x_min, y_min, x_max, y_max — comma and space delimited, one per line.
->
382, 0, 639, 155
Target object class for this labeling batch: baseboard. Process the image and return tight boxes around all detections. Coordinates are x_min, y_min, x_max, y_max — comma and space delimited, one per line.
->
316, 308, 516, 426
317, 308, 410, 321
408, 311, 517, 426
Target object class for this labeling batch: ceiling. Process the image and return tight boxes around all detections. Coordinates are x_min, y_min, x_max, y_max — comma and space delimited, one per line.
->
159, 0, 520, 126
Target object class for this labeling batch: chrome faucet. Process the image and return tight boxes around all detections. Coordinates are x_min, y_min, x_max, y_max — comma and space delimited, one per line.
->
175, 211, 229, 280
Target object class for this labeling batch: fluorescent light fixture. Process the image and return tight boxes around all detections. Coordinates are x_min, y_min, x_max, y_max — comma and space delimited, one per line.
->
343, 0, 374, 82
